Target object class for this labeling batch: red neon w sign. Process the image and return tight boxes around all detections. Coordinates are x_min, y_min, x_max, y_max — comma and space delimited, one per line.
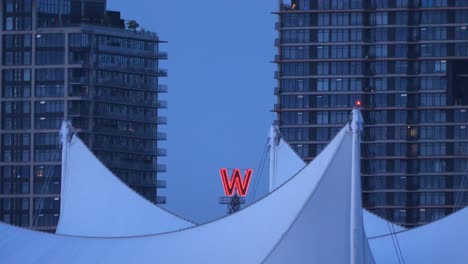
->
219, 168, 253, 197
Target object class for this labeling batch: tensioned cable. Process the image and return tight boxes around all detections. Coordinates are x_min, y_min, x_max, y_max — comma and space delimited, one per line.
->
249, 138, 270, 203
363, 129, 405, 264
33, 141, 61, 226
454, 167, 468, 208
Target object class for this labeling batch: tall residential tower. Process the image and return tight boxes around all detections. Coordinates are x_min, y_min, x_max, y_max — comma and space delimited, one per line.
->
275, 0, 468, 227
0, 0, 168, 231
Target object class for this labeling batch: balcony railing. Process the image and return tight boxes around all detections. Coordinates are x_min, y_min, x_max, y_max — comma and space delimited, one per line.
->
156, 196, 166, 204
96, 80, 158, 91
97, 45, 168, 60
93, 96, 159, 107
157, 100, 168, 108
274, 87, 281, 95
275, 38, 280, 46
95, 63, 167, 76
274, 104, 281, 111
157, 132, 167, 140
157, 52, 168, 60
93, 127, 158, 138
157, 148, 167, 156
69, 77, 89, 84
156, 180, 167, 188
157, 85, 168, 93
105, 161, 160, 172
157, 164, 167, 172
94, 111, 161, 123
158, 69, 168, 77
93, 143, 164, 156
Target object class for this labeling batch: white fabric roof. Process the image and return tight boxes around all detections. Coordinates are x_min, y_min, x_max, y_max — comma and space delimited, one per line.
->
268, 126, 406, 239
369, 207, 468, 263
0, 120, 374, 263
269, 138, 306, 192
270, 123, 468, 263
57, 135, 194, 237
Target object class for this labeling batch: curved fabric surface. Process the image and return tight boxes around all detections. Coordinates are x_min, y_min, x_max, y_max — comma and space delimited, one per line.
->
269, 130, 405, 239
0, 124, 372, 264
369, 206, 468, 263
363, 211, 405, 238
56, 135, 194, 237
265, 131, 374, 263
269, 138, 306, 192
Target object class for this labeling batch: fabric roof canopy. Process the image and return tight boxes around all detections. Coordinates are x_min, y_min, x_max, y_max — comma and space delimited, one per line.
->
268, 128, 406, 238
0, 113, 374, 264
270, 120, 468, 263
369, 207, 468, 263
57, 134, 194, 237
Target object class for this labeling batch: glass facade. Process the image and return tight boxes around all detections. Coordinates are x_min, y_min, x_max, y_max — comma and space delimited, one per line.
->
276, 0, 468, 227
0, 0, 167, 231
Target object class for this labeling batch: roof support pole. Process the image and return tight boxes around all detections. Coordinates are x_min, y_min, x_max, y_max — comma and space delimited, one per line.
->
59, 120, 72, 214
269, 126, 278, 192
350, 108, 364, 264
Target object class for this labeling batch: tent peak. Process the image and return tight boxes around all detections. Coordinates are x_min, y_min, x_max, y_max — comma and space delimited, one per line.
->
351, 108, 364, 134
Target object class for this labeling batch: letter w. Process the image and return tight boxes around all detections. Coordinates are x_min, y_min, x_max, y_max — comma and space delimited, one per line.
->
219, 168, 253, 197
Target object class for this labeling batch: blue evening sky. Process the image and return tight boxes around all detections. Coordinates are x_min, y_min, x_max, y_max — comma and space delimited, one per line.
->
108, 1, 277, 223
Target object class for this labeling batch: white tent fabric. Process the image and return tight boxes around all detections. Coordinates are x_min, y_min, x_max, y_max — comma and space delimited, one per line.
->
369, 207, 468, 263
268, 126, 406, 239
0, 117, 374, 264
57, 135, 194, 237
363, 211, 405, 238
268, 125, 306, 193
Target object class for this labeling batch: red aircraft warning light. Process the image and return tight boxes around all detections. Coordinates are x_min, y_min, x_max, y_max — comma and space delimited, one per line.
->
219, 168, 253, 197
355, 100, 362, 107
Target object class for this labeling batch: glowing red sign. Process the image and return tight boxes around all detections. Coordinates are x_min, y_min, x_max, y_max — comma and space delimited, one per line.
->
219, 168, 253, 197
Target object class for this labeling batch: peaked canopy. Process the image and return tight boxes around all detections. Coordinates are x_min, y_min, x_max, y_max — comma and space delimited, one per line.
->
0, 112, 374, 264
57, 132, 194, 237
268, 124, 405, 238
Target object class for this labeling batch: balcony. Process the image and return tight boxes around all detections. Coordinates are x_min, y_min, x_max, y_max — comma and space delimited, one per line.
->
157, 148, 167, 156
157, 132, 167, 140
274, 104, 281, 111
156, 180, 167, 189
157, 100, 168, 108
156, 196, 166, 204
93, 143, 165, 156
93, 126, 158, 138
274, 87, 281, 95
94, 111, 162, 123
157, 52, 168, 60
93, 96, 160, 107
105, 161, 160, 172
275, 38, 280, 46
157, 85, 168, 93
158, 69, 168, 77
69, 77, 89, 84
68, 108, 90, 116
95, 63, 167, 76
157, 164, 167, 172
157, 116, 167, 124
96, 45, 168, 60
96, 80, 158, 91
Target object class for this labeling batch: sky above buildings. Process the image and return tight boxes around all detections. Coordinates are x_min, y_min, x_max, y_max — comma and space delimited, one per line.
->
108, 1, 277, 223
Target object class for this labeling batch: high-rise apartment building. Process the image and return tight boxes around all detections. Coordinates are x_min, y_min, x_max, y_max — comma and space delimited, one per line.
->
275, 0, 468, 227
0, 0, 168, 231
